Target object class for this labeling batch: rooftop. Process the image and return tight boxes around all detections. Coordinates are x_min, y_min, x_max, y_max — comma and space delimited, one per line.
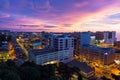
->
67, 59, 94, 73
83, 45, 115, 54
53, 34, 73, 38
29, 48, 57, 56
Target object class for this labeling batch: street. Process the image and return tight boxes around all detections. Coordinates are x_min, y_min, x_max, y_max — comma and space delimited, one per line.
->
74, 55, 120, 80
16, 39, 29, 60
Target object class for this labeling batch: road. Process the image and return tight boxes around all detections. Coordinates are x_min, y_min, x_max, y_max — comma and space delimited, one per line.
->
16, 39, 29, 61
8, 42, 16, 60
74, 55, 119, 80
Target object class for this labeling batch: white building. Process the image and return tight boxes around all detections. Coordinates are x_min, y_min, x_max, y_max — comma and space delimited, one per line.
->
103, 31, 116, 44
29, 34, 74, 65
29, 48, 73, 65
50, 34, 74, 62
50, 34, 74, 51
90, 36, 96, 45
95, 31, 116, 47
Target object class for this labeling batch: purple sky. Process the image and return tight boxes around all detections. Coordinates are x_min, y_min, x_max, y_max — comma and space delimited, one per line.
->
0, 0, 120, 40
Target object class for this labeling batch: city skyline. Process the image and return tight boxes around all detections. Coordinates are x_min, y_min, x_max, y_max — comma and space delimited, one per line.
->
1, 0, 120, 40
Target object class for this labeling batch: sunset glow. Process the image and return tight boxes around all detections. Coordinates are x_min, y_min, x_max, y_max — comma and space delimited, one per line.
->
0, 0, 120, 40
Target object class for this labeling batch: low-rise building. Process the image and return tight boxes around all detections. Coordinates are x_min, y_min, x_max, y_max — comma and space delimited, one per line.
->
29, 34, 74, 65
1, 41, 9, 50
79, 45, 116, 65
32, 40, 42, 49
14, 48, 24, 58
29, 48, 73, 65
67, 60, 94, 78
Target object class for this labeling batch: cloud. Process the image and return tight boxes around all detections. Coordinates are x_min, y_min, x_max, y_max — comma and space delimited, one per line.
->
0, 0, 120, 33
43, 25, 57, 28
0, 12, 10, 18
109, 13, 120, 19
74, 1, 89, 8
15, 25, 42, 27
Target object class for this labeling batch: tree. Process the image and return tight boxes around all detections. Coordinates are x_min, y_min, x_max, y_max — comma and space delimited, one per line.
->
41, 64, 56, 80
6, 59, 16, 67
58, 62, 74, 80
0, 70, 21, 80
0, 62, 9, 70
20, 66, 40, 80
5, 60, 19, 73
21, 61, 36, 67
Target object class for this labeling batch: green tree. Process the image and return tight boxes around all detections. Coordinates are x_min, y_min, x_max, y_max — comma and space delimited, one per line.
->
0, 62, 8, 69
20, 66, 40, 80
0, 70, 21, 80
5, 60, 19, 73
21, 61, 36, 67
58, 62, 74, 80
42, 64, 56, 80
6, 59, 16, 67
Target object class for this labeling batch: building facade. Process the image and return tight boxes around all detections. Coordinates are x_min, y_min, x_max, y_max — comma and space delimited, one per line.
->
67, 60, 95, 78
79, 45, 116, 65
80, 31, 91, 47
95, 31, 116, 47
50, 34, 74, 51
29, 34, 74, 65
29, 49, 73, 65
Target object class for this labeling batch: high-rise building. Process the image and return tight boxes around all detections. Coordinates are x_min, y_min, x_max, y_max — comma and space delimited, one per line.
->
71, 32, 81, 55
80, 31, 91, 47
50, 34, 74, 51
95, 31, 116, 44
50, 34, 74, 62
0, 30, 11, 50
90, 35, 96, 45
29, 34, 74, 65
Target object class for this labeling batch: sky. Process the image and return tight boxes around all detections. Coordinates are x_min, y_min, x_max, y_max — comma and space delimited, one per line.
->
0, 0, 120, 40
